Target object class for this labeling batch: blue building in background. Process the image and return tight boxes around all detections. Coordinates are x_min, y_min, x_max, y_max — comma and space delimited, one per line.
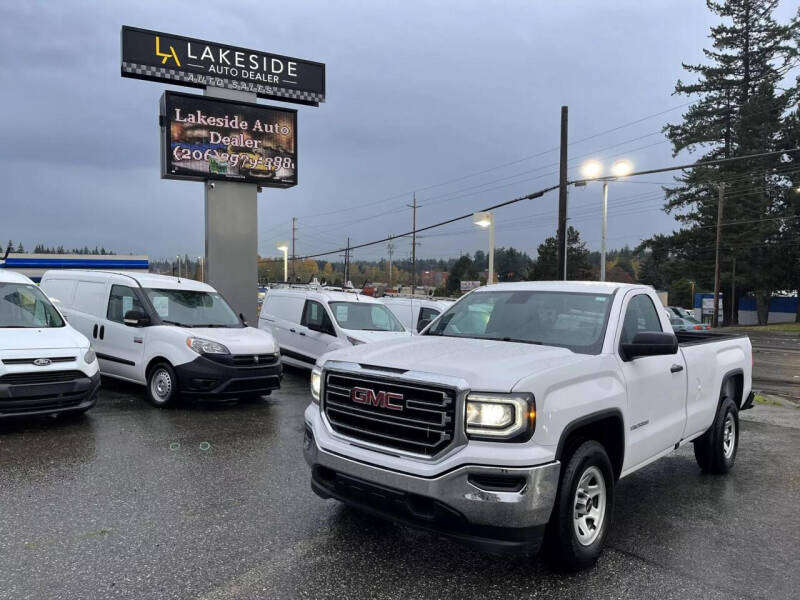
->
1, 253, 149, 283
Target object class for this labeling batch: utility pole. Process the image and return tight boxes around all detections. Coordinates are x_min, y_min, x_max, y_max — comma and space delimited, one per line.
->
712, 183, 725, 328
557, 106, 569, 281
387, 236, 395, 288
408, 193, 418, 295
291, 217, 297, 282
345, 237, 350, 285
730, 256, 736, 325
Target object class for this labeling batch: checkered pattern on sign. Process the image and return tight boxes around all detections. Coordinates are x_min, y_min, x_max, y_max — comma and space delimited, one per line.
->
122, 62, 325, 103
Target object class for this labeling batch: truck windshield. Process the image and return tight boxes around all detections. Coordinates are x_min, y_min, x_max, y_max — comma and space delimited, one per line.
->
328, 301, 406, 332
0, 282, 65, 328
144, 288, 242, 328
426, 290, 613, 354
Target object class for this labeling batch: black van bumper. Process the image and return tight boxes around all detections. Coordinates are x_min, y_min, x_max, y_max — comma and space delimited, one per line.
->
174, 354, 282, 398
0, 371, 100, 417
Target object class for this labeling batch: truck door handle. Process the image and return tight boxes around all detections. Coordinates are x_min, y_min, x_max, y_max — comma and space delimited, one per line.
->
99, 325, 105, 340
290, 328, 296, 333
299, 331, 306, 336
670, 364, 684, 373
93, 324, 98, 338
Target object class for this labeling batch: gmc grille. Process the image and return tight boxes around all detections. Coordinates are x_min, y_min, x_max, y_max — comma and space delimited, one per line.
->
324, 372, 456, 457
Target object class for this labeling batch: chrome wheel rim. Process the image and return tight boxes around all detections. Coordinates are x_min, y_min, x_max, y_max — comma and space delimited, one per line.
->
573, 466, 607, 546
722, 413, 736, 459
150, 369, 172, 403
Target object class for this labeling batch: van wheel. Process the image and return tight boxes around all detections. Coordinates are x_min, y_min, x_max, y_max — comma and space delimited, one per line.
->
547, 440, 614, 570
146, 362, 178, 407
693, 396, 738, 474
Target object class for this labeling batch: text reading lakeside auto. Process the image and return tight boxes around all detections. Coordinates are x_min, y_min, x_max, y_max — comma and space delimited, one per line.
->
0, 270, 100, 418
40, 271, 280, 407
303, 282, 753, 569
258, 287, 410, 368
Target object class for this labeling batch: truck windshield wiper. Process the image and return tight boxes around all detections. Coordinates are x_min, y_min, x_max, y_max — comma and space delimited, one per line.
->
484, 336, 543, 345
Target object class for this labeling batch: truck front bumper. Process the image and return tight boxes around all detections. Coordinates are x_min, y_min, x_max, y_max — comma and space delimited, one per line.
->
304, 424, 560, 554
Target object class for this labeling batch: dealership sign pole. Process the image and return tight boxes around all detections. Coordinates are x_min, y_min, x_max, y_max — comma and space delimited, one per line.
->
122, 26, 324, 323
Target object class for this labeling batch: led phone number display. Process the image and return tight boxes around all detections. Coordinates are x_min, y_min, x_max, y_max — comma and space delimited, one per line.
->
171, 147, 295, 170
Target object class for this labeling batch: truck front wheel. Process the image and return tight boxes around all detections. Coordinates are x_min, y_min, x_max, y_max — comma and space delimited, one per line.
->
693, 396, 738, 474
547, 440, 614, 570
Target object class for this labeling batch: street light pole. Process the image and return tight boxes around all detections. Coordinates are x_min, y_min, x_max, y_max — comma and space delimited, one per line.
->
473, 211, 495, 284
276, 242, 289, 282
488, 215, 495, 284
601, 181, 608, 282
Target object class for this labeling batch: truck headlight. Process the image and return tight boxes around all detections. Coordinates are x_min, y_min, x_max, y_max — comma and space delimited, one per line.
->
310, 367, 322, 404
83, 348, 96, 363
186, 337, 230, 355
465, 393, 535, 441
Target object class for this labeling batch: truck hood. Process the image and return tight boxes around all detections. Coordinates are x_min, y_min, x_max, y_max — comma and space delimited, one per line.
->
321, 335, 589, 392
0, 326, 89, 351
183, 326, 277, 354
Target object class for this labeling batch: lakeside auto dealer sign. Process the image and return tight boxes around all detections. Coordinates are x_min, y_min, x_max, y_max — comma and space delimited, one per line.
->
121, 26, 325, 106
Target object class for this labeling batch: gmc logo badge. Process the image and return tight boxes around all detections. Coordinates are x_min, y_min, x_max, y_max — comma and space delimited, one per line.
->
350, 386, 404, 411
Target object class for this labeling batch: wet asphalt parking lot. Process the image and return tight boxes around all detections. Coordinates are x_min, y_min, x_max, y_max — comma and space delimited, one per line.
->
1, 365, 799, 600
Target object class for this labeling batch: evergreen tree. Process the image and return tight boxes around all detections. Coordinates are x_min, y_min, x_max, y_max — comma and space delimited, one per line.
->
529, 227, 592, 281
655, 0, 797, 324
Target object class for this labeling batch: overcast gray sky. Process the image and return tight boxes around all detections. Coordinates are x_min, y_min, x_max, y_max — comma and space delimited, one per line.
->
1, 1, 795, 263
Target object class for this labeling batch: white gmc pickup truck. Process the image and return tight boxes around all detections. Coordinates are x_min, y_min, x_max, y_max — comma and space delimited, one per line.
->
303, 282, 753, 569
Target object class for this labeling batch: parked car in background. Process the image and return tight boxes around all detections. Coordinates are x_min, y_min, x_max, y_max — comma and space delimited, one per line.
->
666, 305, 696, 320
380, 296, 452, 333
0, 270, 100, 418
670, 316, 711, 332
40, 271, 280, 407
304, 282, 753, 569
259, 287, 410, 368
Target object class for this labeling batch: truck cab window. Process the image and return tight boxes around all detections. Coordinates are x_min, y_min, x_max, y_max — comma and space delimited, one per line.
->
620, 294, 662, 345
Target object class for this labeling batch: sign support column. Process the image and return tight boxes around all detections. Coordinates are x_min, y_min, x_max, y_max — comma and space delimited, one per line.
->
203, 86, 259, 325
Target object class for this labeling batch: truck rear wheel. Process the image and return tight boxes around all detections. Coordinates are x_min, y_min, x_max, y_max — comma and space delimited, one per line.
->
693, 396, 738, 474
547, 440, 614, 570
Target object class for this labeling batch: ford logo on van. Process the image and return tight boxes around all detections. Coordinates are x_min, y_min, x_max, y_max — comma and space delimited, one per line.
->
33, 358, 52, 367
350, 386, 404, 411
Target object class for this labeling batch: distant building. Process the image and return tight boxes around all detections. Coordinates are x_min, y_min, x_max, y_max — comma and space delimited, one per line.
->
419, 270, 448, 288
1, 253, 149, 282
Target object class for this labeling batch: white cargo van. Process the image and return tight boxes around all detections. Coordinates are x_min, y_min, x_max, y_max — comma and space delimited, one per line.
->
40, 270, 280, 406
380, 296, 453, 333
0, 270, 100, 417
258, 287, 410, 368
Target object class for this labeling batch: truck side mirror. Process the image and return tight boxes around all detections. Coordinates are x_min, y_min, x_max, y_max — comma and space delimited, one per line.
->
123, 309, 150, 328
620, 331, 678, 361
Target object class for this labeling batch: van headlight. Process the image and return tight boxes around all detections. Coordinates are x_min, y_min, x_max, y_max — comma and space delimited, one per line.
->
465, 393, 535, 441
310, 367, 322, 404
186, 337, 230, 355
83, 348, 96, 363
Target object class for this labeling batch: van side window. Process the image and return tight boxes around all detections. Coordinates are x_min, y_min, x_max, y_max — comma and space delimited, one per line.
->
620, 294, 662, 345
301, 300, 335, 336
107, 285, 144, 324
417, 307, 440, 331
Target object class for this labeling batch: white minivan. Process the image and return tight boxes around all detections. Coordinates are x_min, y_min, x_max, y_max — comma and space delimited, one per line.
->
380, 296, 453, 333
40, 270, 280, 407
0, 270, 100, 417
258, 287, 410, 368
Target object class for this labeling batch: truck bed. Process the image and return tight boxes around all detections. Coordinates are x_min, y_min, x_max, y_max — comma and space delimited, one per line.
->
675, 330, 748, 346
